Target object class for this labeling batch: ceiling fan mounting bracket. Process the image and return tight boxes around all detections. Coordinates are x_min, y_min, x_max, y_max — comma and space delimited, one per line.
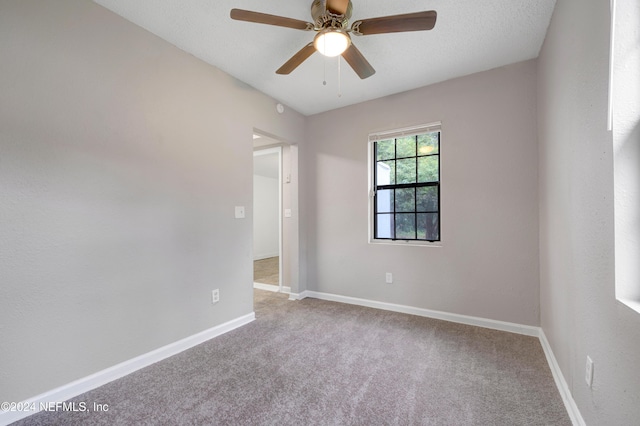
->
315, 12, 348, 30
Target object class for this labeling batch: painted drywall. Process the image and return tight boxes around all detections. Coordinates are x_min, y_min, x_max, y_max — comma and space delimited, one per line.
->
537, 0, 640, 424
253, 153, 279, 260
0, 0, 305, 403
304, 60, 540, 326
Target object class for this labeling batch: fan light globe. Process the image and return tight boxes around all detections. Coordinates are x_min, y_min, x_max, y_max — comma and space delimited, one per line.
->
314, 29, 351, 57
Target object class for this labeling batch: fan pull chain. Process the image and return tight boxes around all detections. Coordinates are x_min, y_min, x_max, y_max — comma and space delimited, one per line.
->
338, 56, 342, 97
323, 56, 327, 86
322, 35, 327, 86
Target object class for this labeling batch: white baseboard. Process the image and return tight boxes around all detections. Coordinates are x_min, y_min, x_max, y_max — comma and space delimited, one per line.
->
2, 292, 585, 426
288, 290, 309, 301
253, 253, 279, 261
538, 330, 586, 426
254, 282, 279, 292
253, 283, 291, 293
0, 313, 255, 426
302, 290, 539, 336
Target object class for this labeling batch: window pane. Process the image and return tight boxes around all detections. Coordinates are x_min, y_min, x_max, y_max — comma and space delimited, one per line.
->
376, 214, 394, 238
376, 190, 394, 213
396, 158, 416, 184
376, 140, 395, 161
395, 188, 415, 212
396, 136, 416, 158
417, 213, 439, 241
376, 160, 395, 185
395, 213, 416, 239
418, 156, 438, 182
416, 186, 438, 212
418, 133, 439, 155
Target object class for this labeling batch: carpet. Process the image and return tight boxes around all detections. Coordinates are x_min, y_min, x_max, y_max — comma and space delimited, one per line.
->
13, 290, 570, 425
253, 257, 279, 286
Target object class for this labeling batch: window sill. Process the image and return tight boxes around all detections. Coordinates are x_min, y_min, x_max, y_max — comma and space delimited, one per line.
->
617, 298, 640, 315
369, 239, 442, 248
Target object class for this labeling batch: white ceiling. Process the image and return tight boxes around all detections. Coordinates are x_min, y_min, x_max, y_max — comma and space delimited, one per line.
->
93, 0, 556, 116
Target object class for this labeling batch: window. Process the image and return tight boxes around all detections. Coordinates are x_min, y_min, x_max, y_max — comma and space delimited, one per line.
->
370, 124, 441, 243
612, 0, 640, 313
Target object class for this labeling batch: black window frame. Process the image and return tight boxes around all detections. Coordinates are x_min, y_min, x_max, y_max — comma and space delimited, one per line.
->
372, 129, 441, 243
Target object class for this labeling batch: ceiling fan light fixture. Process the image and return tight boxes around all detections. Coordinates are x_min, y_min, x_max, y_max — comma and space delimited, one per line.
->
313, 28, 351, 57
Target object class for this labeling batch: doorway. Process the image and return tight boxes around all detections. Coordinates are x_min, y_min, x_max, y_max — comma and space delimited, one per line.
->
253, 145, 283, 291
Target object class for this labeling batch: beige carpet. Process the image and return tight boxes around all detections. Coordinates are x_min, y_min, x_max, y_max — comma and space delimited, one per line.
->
14, 290, 570, 425
253, 256, 279, 285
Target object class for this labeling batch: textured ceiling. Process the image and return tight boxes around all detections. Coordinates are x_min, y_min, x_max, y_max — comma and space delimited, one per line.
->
93, 0, 556, 116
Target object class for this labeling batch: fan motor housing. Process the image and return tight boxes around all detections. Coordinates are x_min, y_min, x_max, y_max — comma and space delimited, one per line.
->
311, 0, 352, 28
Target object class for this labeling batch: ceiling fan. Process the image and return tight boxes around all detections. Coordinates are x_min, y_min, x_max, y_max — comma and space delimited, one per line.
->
230, 0, 437, 79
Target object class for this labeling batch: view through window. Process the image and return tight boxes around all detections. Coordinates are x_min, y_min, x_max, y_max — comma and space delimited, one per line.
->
371, 125, 441, 242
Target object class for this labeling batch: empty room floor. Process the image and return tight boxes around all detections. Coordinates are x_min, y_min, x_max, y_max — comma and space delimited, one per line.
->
13, 290, 570, 425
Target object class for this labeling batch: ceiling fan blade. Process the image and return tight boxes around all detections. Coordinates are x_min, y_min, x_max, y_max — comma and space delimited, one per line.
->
276, 43, 317, 75
341, 43, 375, 79
326, 0, 350, 15
230, 9, 313, 31
352, 11, 437, 35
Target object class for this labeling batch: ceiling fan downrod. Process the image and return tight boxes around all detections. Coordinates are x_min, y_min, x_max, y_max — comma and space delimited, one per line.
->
311, 0, 353, 29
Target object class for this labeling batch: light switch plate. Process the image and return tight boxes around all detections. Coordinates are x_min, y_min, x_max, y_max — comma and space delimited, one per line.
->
234, 206, 245, 219
585, 356, 594, 387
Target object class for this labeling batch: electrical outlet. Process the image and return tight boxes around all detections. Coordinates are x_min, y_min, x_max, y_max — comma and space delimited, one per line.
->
585, 356, 594, 387
385, 272, 393, 284
212, 289, 220, 304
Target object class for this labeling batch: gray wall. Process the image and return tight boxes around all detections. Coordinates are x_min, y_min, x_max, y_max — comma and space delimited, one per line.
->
4, 1, 640, 423
0, 0, 305, 403
538, 0, 640, 424
304, 60, 540, 326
